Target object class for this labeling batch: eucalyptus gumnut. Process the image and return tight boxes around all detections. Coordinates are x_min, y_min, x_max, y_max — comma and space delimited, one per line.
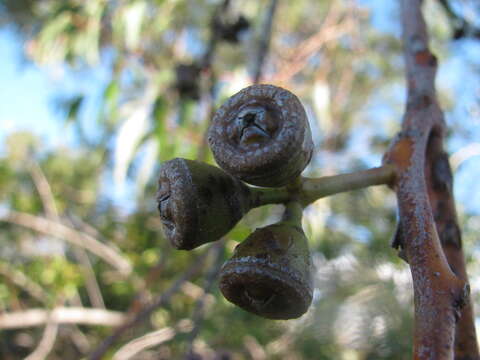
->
208, 84, 314, 187
156, 158, 251, 250
219, 203, 313, 319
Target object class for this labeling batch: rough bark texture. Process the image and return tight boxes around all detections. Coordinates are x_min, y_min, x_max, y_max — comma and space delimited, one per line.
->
384, 1, 479, 359
425, 134, 479, 359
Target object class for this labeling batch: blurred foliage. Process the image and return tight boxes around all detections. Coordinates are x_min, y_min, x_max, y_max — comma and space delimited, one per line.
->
0, 0, 479, 359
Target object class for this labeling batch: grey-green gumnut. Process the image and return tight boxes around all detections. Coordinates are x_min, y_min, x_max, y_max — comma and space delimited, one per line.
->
157, 158, 251, 250
208, 84, 313, 187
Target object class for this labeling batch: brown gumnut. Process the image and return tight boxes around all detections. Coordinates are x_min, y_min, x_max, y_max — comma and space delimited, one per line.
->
208, 84, 314, 187
157, 158, 251, 250
219, 211, 313, 319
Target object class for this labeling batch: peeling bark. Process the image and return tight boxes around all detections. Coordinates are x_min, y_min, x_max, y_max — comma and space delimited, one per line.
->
383, 0, 478, 358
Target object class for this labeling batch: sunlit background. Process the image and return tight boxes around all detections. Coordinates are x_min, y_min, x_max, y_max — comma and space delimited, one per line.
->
1, 1, 480, 359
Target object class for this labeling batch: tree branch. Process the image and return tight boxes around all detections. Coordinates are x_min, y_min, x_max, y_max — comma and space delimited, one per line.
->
425, 133, 479, 357
196, 1, 225, 162
24, 319, 59, 360
87, 243, 217, 360
29, 163, 106, 308
113, 327, 175, 360
112, 320, 193, 360
271, 4, 354, 84
0, 211, 132, 275
67, 216, 106, 309
28, 162, 59, 219
0, 308, 126, 329
28, 162, 108, 353
438, 0, 480, 40
184, 244, 224, 358
383, 0, 476, 358
0, 262, 49, 304
252, 0, 278, 84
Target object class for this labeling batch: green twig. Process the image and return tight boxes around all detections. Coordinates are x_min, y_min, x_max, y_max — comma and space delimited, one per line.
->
300, 164, 395, 205
249, 164, 395, 208
281, 201, 303, 225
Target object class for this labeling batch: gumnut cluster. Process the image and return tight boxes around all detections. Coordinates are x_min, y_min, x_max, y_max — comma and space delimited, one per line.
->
157, 84, 314, 319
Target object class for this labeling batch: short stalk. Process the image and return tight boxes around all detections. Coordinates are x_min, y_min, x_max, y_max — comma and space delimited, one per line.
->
249, 164, 396, 208
249, 187, 291, 208
300, 165, 395, 206
281, 201, 303, 225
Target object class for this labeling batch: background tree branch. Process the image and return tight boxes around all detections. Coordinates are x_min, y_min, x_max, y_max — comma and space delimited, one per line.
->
0, 308, 126, 329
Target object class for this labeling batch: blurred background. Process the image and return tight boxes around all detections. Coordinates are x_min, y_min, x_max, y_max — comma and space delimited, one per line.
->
1, 0, 480, 359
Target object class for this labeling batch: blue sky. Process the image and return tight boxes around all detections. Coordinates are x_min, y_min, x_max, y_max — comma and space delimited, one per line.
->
0, 27, 136, 209
0, 27, 112, 153
0, 2, 397, 154
0, 28, 67, 151
1, 4, 480, 214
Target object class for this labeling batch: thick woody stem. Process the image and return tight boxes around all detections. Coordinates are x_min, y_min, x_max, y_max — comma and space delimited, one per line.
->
249, 165, 395, 208
384, 1, 477, 358
425, 134, 479, 358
